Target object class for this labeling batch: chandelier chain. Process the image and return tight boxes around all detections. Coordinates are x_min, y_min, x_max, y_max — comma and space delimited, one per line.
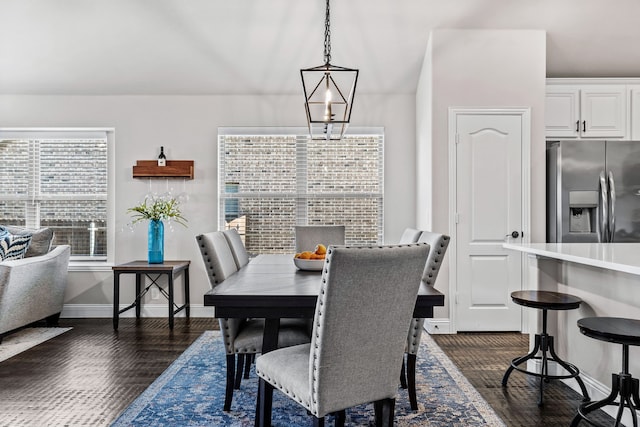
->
323, 0, 331, 64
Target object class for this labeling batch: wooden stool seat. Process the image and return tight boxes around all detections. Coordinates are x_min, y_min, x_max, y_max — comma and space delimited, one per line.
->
502, 290, 589, 407
578, 317, 640, 347
511, 290, 582, 311
571, 317, 640, 427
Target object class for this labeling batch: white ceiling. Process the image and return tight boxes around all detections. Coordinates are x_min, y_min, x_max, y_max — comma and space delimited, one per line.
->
1, 0, 640, 96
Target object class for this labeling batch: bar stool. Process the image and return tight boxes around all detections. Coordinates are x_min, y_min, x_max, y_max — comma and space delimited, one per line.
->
502, 290, 590, 407
571, 317, 640, 427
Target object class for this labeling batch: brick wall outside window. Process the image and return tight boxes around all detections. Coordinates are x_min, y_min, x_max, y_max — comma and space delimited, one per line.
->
219, 131, 384, 254
0, 134, 108, 260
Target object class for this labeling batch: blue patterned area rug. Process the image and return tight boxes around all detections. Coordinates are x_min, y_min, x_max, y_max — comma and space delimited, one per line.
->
111, 331, 505, 427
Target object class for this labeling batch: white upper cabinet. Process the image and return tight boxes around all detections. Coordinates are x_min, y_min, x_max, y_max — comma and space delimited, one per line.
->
546, 84, 627, 139
629, 85, 640, 140
545, 86, 580, 138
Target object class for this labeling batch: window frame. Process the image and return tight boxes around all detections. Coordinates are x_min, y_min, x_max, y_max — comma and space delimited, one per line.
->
218, 127, 385, 254
0, 128, 115, 270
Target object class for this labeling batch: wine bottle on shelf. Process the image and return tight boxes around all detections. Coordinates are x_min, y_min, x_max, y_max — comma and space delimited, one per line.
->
158, 146, 167, 166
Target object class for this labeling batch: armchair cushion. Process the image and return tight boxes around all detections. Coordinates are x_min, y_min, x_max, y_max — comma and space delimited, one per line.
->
5, 226, 53, 257
0, 230, 32, 261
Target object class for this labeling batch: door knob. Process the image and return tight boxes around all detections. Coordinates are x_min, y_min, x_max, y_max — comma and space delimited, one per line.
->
506, 231, 520, 238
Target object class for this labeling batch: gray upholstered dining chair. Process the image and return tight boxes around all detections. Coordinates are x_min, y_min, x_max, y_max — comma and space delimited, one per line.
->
255, 243, 431, 427
400, 231, 450, 410
398, 227, 422, 244
222, 228, 250, 269
196, 231, 311, 412
294, 225, 345, 253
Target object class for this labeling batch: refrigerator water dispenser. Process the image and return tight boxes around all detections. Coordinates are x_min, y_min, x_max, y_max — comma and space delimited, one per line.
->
569, 191, 598, 233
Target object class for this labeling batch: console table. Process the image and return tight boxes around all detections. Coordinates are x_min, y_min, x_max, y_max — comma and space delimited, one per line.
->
112, 260, 190, 330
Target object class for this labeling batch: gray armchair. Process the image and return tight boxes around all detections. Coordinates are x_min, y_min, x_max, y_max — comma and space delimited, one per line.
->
294, 225, 345, 253
195, 231, 310, 412
0, 244, 71, 342
255, 243, 431, 427
401, 231, 450, 410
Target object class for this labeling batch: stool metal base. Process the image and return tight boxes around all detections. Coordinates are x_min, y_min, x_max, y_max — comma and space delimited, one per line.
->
571, 345, 640, 427
502, 310, 589, 407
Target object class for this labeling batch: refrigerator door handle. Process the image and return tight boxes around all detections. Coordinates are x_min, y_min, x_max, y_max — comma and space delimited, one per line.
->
599, 171, 609, 243
608, 170, 616, 242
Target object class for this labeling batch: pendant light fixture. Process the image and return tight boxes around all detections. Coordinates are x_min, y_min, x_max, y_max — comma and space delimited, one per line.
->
300, 0, 358, 141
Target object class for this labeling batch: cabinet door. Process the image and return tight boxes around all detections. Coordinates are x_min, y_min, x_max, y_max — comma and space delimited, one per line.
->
580, 85, 627, 138
629, 85, 640, 140
546, 86, 580, 138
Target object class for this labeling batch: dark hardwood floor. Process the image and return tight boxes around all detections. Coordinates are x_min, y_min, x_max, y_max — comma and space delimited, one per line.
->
0, 319, 616, 426
0, 318, 215, 427
432, 332, 615, 427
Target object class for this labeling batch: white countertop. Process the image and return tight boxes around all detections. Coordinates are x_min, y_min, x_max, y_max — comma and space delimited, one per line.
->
503, 243, 640, 276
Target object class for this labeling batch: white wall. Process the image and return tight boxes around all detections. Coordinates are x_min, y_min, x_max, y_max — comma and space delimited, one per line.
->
0, 93, 417, 315
416, 29, 547, 319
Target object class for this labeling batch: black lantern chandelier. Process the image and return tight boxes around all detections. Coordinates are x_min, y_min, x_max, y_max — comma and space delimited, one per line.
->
300, 0, 359, 141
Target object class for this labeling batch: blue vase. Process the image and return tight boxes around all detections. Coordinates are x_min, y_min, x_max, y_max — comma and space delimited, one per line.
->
148, 219, 164, 264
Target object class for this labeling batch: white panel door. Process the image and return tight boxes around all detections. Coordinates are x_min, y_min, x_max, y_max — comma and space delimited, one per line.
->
455, 112, 523, 331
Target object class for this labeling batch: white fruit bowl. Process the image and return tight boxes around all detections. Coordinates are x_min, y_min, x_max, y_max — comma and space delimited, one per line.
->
293, 258, 325, 271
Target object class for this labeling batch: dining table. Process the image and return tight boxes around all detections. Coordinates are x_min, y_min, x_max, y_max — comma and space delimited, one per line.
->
203, 253, 445, 354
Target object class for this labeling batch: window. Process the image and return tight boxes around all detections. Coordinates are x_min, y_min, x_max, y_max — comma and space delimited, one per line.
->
0, 129, 109, 261
218, 128, 384, 254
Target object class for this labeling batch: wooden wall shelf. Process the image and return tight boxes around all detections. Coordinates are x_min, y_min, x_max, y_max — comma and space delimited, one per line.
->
132, 160, 194, 179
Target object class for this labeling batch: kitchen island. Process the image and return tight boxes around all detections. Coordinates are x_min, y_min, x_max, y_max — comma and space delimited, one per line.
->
504, 243, 640, 422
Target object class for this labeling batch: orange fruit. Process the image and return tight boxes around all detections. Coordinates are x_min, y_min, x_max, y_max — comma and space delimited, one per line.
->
314, 244, 327, 255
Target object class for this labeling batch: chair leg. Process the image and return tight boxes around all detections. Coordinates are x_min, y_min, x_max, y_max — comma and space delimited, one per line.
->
374, 398, 395, 427
258, 378, 274, 427
313, 416, 325, 426
235, 354, 245, 389
400, 355, 407, 389
244, 352, 253, 379
224, 354, 235, 411
407, 353, 418, 410
333, 410, 345, 427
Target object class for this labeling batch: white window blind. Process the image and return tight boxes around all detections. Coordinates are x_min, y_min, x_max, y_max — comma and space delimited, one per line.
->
218, 128, 384, 254
0, 130, 108, 260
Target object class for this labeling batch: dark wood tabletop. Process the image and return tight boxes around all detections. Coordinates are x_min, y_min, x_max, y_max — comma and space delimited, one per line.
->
204, 254, 445, 320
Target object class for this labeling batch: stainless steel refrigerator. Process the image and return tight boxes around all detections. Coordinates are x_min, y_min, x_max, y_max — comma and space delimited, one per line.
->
547, 140, 640, 243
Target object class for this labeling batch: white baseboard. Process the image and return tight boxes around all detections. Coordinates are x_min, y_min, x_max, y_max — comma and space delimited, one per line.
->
527, 359, 639, 424
60, 303, 216, 319
425, 318, 452, 334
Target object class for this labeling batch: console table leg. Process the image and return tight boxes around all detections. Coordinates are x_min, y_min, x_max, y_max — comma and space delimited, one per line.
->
184, 268, 190, 318
113, 273, 120, 330
135, 274, 142, 318
168, 273, 174, 330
